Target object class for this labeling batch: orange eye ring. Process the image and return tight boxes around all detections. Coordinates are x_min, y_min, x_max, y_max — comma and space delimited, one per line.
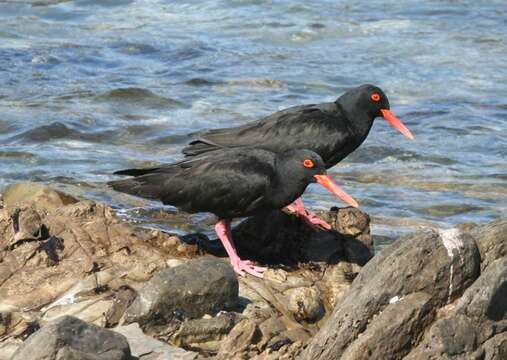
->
303, 159, 314, 168
371, 93, 381, 102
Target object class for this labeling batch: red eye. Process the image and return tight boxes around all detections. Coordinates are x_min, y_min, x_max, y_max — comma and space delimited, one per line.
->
303, 159, 314, 168
371, 93, 381, 102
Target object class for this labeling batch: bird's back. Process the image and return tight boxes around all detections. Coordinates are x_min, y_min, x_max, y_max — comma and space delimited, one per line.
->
109, 148, 279, 218
182, 102, 354, 167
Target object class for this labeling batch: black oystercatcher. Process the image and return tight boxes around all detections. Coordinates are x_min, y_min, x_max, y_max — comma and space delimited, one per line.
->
109, 148, 358, 277
182, 84, 413, 229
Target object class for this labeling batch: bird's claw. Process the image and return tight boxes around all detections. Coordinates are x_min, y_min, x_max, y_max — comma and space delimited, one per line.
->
231, 258, 267, 278
299, 212, 332, 230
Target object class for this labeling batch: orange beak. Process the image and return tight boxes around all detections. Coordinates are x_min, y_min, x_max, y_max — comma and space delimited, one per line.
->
380, 109, 414, 140
314, 174, 358, 208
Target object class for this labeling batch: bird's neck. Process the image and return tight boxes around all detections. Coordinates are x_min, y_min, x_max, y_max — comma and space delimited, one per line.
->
269, 167, 310, 209
335, 101, 375, 143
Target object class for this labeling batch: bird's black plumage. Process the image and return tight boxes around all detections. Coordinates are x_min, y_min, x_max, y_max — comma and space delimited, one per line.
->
109, 148, 327, 219
182, 84, 409, 168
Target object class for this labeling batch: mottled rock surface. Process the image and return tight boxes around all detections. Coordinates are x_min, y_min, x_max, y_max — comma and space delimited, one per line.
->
124, 258, 238, 328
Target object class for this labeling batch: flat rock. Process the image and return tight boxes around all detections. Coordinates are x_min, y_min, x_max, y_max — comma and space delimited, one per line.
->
302, 228, 480, 360
10, 315, 131, 360
124, 257, 238, 328
113, 323, 197, 360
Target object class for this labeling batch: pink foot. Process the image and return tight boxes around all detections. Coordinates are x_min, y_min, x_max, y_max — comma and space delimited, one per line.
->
215, 219, 267, 278
285, 198, 332, 230
231, 258, 267, 278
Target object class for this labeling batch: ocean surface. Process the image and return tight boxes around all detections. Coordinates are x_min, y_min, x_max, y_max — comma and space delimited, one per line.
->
0, 0, 506, 246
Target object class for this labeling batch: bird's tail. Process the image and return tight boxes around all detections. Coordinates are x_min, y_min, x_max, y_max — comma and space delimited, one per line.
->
108, 174, 169, 202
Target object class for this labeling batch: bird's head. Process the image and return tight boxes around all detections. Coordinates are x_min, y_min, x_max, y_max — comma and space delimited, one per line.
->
338, 84, 414, 140
280, 149, 358, 208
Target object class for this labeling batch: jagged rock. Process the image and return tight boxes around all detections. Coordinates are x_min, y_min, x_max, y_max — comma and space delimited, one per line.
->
0, 200, 171, 311
302, 228, 480, 360
10, 315, 131, 360
341, 292, 434, 360
217, 319, 261, 358
470, 218, 507, 271
124, 258, 238, 329
113, 323, 197, 360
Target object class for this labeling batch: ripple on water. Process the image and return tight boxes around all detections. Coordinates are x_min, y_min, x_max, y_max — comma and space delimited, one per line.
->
97, 88, 187, 109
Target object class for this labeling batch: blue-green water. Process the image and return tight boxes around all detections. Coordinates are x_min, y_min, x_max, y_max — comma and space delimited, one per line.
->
0, 0, 506, 241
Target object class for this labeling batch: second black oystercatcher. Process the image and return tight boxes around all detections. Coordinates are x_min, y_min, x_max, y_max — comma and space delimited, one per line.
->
109, 148, 358, 277
182, 84, 413, 229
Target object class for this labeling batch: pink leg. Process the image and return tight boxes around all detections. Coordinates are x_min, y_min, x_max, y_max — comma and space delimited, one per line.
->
285, 197, 332, 230
215, 219, 267, 277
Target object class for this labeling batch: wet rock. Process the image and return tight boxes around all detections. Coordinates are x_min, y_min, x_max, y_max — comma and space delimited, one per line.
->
341, 292, 434, 360
470, 218, 507, 271
124, 258, 238, 329
171, 313, 241, 350
303, 228, 480, 360
217, 319, 261, 359
404, 315, 477, 360
10, 315, 131, 360
284, 287, 324, 323
3, 182, 78, 212
113, 323, 197, 360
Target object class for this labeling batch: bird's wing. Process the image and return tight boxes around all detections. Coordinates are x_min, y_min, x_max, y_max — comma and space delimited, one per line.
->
110, 149, 275, 217
182, 103, 348, 160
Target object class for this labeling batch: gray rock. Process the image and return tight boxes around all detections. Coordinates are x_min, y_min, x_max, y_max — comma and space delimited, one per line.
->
341, 292, 434, 360
404, 315, 477, 360
470, 218, 507, 271
302, 228, 480, 360
113, 323, 197, 360
456, 257, 507, 329
11, 315, 131, 360
124, 258, 238, 328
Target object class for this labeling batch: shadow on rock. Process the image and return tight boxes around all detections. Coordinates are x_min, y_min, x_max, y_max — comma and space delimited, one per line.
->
183, 208, 373, 268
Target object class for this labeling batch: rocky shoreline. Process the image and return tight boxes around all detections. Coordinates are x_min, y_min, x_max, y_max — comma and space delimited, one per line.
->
0, 182, 505, 359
